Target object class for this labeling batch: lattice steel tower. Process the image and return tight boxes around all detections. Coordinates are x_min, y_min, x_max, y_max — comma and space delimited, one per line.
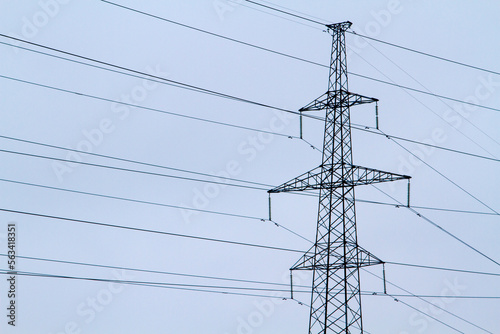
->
269, 22, 410, 333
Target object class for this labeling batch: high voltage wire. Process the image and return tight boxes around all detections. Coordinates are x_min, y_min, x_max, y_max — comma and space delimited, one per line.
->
357, 126, 500, 164
0, 190, 493, 330
1, 175, 497, 244
0, 4, 496, 332
241, 0, 325, 25
0, 73, 298, 140
271, 135, 497, 333
0, 148, 269, 191
376, 294, 500, 300
0, 253, 310, 288
0, 178, 267, 221
360, 37, 500, 149
387, 261, 500, 277
387, 293, 465, 333
362, 269, 493, 334
371, 184, 500, 267
0, 135, 272, 188
239, 0, 500, 77
0, 269, 306, 301
97, 2, 500, 114
2, 34, 500, 117
1, 269, 497, 301
360, 198, 499, 217
0, 209, 482, 332
349, 31, 500, 77
348, 43, 498, 159
304, 143, 500, 272
1, 252, 497, 290
378, 128, 499, 215
227, 0, 322, 31
2, 74, 500, 166
99, 0, 324, 67
0, 207, 304, 253
0, 269, 310, 294
0, 176, 311, 243
3, 264, 489, 332
0, 37, 321, 122
0, 20, 491, 259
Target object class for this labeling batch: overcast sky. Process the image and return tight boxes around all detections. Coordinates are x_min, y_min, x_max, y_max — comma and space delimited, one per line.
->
1, 1, 499, 333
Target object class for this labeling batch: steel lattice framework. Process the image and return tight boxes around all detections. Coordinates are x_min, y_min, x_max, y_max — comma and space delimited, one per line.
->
269, 22, 410, 334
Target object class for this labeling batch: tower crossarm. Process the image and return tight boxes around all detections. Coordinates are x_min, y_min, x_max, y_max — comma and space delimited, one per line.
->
290, 243, 383, 271
268, 165, 324, 193
268, 164, 409, 194
299, 90, 378, 112
349, 164, 410, 187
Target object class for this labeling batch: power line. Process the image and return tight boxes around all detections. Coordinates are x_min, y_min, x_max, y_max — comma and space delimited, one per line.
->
241, 0, 325, 25
372, 293, 500, 300
0, 269, 304, 300
363, 269, 492, 334
238, 0, 500, 77
3, 73, 499, 167
1, 175, 496, 255
0, 74, 297, 140
96, 3, 500, 115
348, 44, 498, 159
0, 148, 268, 191
0, 132, 276, 189
371, 185, 500, 267
360, 37, 500, 149
3, 26, 500, 116
0, 175, 310, 243
348, 31, 500, 77
0, 253, 310, 288
227, 0, 321, 31
387, 261, 500, 277
356, 126, 500, 164
0, 36, 322, 122
358, 198, 500, 217
388, 294, 465, 333
379, 128, 499, 215
303, 141, 500, 269
101, 0, 325, 66
2, 268, 497, 301
0, 178, 265, 221
0, 207, 304, 253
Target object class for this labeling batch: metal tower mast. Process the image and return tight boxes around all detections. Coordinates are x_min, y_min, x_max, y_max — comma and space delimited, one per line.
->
269, 22, 410, 333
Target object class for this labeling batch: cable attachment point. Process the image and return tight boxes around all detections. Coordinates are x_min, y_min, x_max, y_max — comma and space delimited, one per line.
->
382, 263, 387, 294
268, 193, 272, 221
299, 110, 303, 139
407, 179, 411, 207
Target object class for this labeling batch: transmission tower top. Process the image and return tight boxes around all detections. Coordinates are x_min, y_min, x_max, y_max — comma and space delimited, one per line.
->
325, 21, 352, 32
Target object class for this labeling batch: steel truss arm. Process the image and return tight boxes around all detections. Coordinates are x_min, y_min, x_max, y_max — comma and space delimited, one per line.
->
268, 164, 410, 194
299, 90, 378, 112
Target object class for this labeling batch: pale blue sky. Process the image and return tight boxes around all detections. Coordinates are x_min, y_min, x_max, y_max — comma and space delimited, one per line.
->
0, 1, 499, 333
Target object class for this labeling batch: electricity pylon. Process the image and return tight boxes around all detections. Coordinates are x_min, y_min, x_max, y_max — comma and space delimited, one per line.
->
269, 21, 410, 333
